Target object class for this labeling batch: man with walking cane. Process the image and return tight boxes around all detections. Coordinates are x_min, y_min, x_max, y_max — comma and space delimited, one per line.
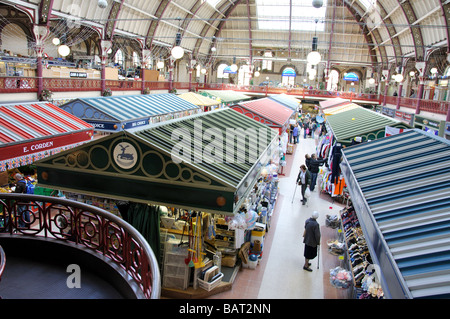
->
302, 211, 321, 272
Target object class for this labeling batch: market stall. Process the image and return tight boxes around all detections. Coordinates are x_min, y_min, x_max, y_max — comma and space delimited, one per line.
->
315, 107, 410, 200
0, 102, 93, 171
268, 93, 301, 111
59, 93, 201, 134
178, 92, 221, 112
198, 90, 251, 107
321, 102, 362, 117
413, 114, 447, 137
230, 97, 295, 135
319, 97, 351, 110
34, 108, 280, 297
325, 107, 411, 146
340, 129, 450, 299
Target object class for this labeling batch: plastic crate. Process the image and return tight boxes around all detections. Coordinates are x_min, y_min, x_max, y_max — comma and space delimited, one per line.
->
198, 272, 224, 291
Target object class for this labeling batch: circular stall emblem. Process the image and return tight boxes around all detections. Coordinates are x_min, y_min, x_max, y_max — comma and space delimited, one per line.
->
113, 142, 138, 169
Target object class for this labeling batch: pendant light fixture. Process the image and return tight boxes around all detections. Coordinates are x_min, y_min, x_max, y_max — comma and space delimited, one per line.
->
171, 20, 184, 60
307, 19, 321, 66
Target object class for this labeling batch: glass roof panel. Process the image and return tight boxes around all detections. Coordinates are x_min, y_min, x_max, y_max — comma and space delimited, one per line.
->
359, 0, 377, 9
256, 0, 326, 31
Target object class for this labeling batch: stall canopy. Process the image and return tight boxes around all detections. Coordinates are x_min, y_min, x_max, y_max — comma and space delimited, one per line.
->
268, 94, 300, 111
35, 108, 278, 215
319, 97, 351, 110
326, 107, 410, 145
0, 102, 93, 171
178, 92, 220, 111
198, 90, 251, 105
59, 93, 201, 132
230, 97, 295, 135
322, 102, 362, 117
340, 129, 450, 299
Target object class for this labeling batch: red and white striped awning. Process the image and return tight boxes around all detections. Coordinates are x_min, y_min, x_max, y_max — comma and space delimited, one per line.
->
0, 102, 93, 171
230, 98, 295, 134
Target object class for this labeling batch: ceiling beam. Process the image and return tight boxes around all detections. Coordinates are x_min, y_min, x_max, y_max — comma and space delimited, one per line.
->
104, 0, 124, 40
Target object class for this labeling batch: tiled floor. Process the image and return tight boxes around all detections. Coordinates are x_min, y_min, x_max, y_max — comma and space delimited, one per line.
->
209, 135, 349, 299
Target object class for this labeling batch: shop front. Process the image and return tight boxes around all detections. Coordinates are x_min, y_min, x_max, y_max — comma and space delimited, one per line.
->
35, 108, 280, 297
59, 93, 201, 134
0, 102, 93, 172
315, 107, 411, 200
413, 114, 446, 137
340, 129, 450, 299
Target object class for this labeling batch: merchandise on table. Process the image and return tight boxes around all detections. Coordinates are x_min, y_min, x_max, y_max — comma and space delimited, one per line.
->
330, 266, 352, 289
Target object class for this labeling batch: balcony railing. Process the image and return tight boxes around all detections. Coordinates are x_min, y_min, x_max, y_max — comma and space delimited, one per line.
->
0, 75, 449, 118
0, 193, 161, 299
0, 244, 4, 283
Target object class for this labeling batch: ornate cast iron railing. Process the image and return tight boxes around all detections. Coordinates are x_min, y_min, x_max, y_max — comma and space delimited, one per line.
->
0, 193, 160, 299
0, 245, 5, 283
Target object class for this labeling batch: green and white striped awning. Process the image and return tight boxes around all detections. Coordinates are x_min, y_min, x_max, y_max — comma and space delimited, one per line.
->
326, 107, 410, 145
198, 90, 251, 103
131, 108, 278, 189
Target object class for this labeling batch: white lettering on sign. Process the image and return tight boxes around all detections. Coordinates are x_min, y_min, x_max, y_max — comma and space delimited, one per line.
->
132, 120, 146, 127
23, 141, 54, 153
92, 123, 105, 128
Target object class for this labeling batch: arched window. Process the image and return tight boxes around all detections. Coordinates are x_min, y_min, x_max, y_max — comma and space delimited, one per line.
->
328, 70, 339, 91
132, 51, 140, 67
217, 63, 230, 79
281, 67, 296, 86
115, 49, 124, 66
262, 51, 273, 71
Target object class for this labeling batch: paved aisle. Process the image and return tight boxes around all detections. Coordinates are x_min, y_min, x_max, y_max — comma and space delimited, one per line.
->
212, 136, 345, 299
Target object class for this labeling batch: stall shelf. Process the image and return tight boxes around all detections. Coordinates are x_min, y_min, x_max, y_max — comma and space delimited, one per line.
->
340, 129, 450, 299
0, 102, 93, 171
325, 107, 411, 146
59, 93, 201, 133
230, 97, 295, 135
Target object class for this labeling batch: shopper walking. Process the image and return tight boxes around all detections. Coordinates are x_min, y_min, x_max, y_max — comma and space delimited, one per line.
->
305, 154, 311, 171
296, 164, 311, 205
303, 211, 321, 272
13, 173, 30, 228
309, 154, 326, 192
293, 124, 299, 144
303, 119, 310, 139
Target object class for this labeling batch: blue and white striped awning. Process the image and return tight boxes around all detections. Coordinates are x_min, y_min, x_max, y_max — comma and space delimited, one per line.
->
60, 93, 201, 132
268, 94, 300, 110
341, 129, 450, 299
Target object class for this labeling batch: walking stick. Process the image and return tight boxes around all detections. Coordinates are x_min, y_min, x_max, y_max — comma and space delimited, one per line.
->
291, 183, 298, 203
317, 245, 320, 269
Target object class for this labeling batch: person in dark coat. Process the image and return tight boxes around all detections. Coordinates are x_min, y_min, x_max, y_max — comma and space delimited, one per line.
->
296, 164, 311, 205
305, 154, 311, 171
13, 173, 30, 228
303, 211, 321, 272
309, 154, 326, 191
